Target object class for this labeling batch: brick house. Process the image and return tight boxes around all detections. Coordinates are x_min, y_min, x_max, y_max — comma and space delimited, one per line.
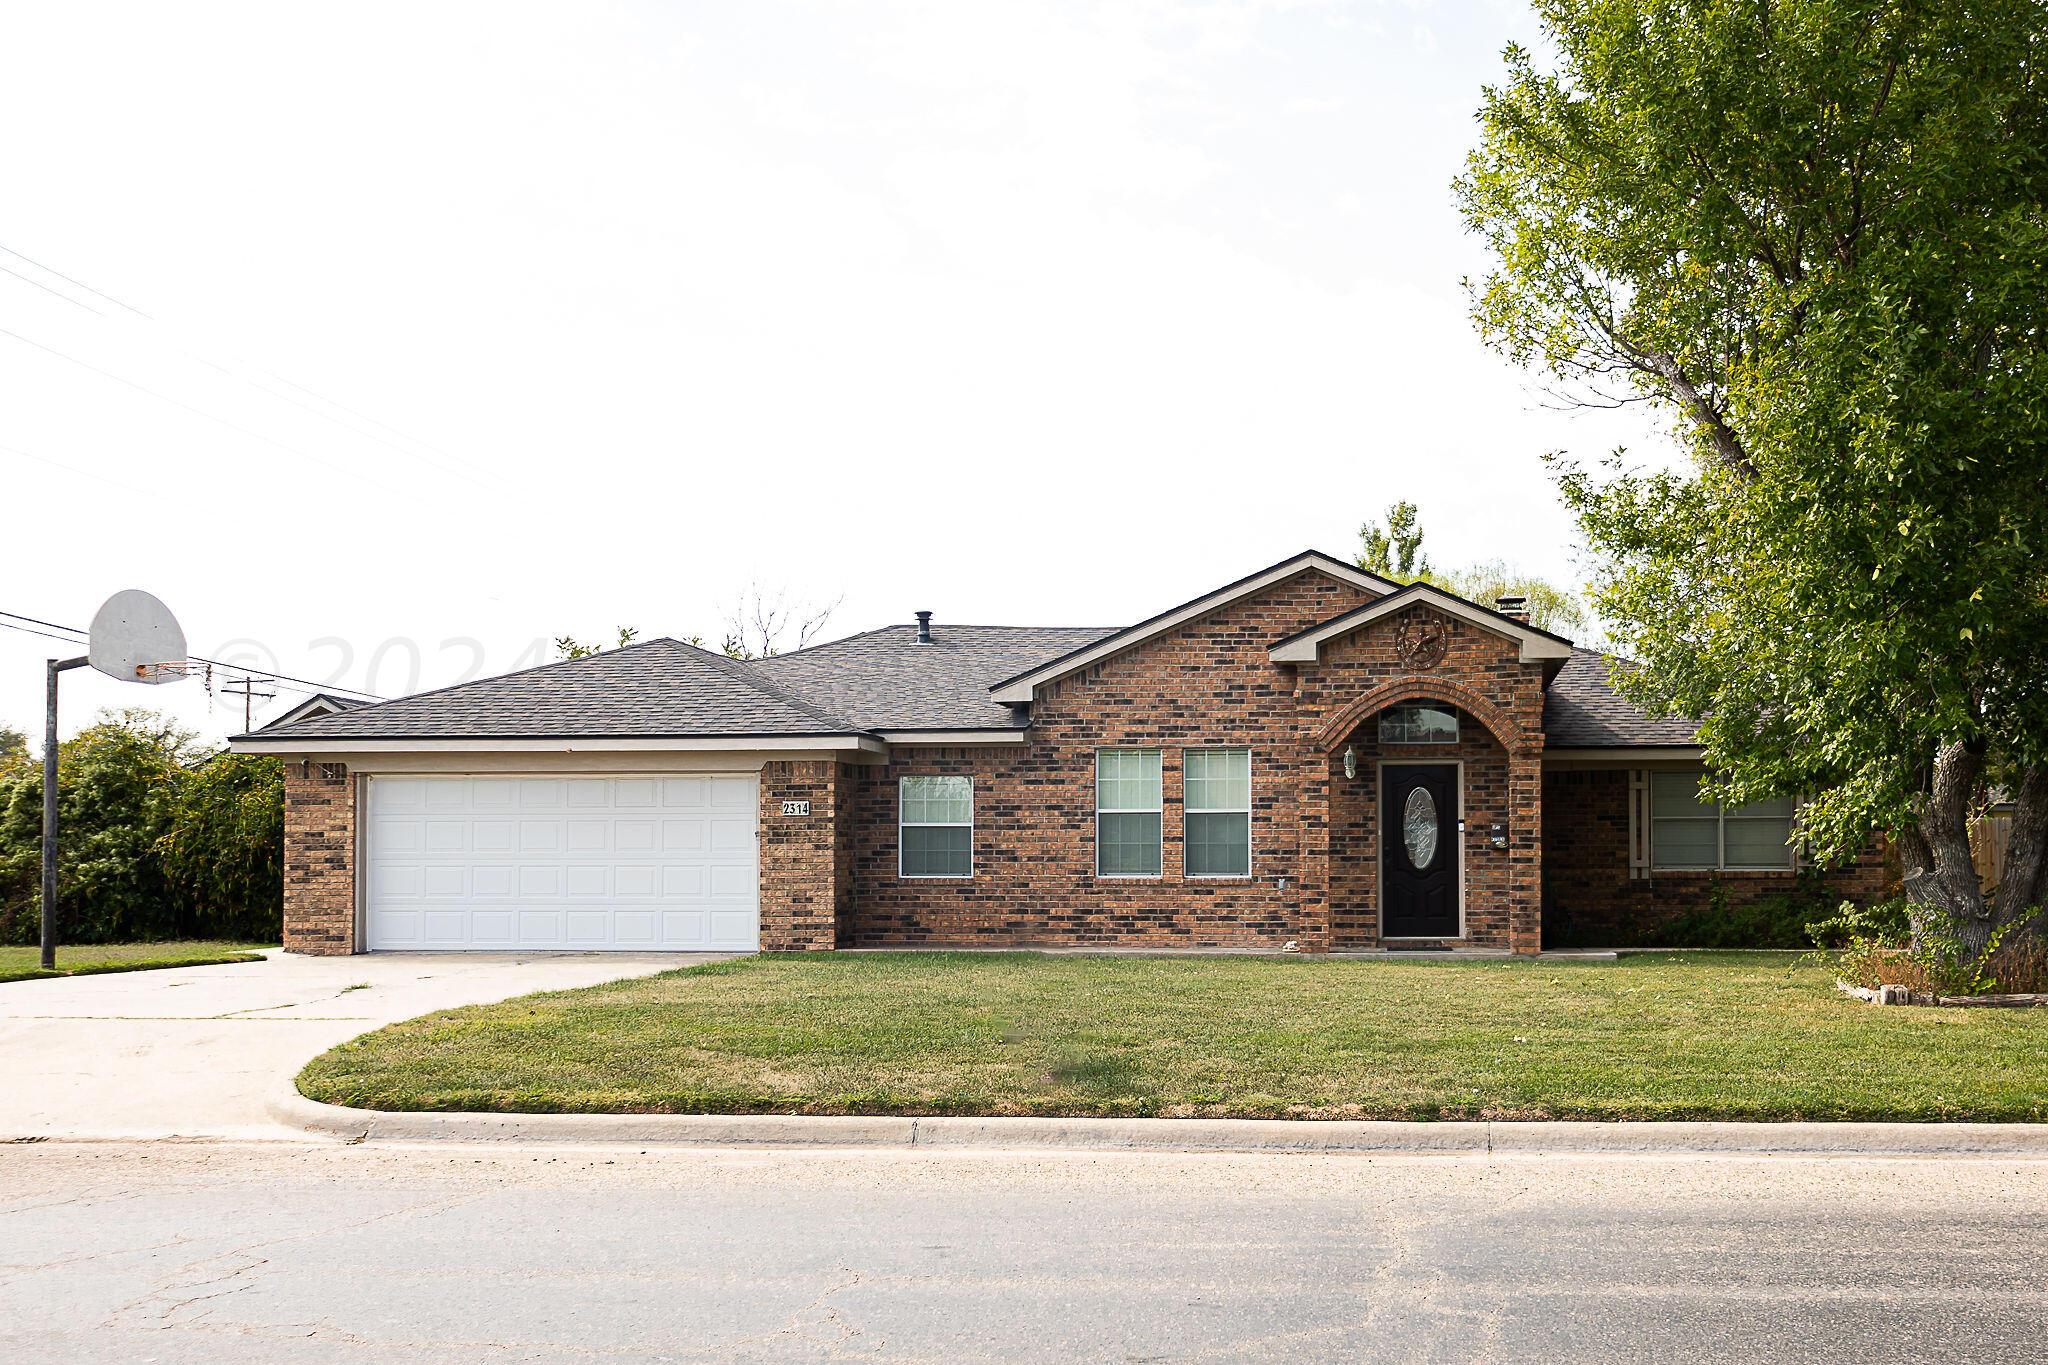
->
230, 551, 1881, 956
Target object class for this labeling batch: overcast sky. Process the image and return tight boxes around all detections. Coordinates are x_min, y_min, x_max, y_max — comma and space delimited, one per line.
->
1, 1, 1671, 744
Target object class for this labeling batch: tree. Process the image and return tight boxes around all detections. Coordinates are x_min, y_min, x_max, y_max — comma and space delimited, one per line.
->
0, 709, 198, 943
554, 626, 640, 661
721, 584, 841, 660
1358, 501, 1432, 580
157, 754, 283, 942
1458, 0, 2048, 952
1357, 502, 1593, 636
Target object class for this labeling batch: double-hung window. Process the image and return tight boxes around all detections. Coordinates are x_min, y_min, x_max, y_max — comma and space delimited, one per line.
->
1649, 772, 1795, 871
1184, 748, 1251, 877
1096, 750, 1162, 877
900, 775, 972, 878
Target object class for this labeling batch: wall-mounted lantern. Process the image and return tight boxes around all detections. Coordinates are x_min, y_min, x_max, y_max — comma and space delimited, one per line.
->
1342, 745, 1358, 780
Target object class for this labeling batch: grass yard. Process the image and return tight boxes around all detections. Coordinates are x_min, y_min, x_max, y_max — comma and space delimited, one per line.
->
297, 951, 2048, 1123
0, 940, 273, 984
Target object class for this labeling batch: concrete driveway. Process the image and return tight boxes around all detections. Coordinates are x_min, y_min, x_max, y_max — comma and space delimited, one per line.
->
0, 950, 718, 1141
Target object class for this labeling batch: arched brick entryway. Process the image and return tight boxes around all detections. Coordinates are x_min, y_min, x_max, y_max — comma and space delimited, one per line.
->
1300, 679, 1543, 955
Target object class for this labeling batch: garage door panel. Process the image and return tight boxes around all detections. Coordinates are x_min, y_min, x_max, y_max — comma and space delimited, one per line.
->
366, 774, 759, 952
422, 820, 467, 851
374, 820, 423, 852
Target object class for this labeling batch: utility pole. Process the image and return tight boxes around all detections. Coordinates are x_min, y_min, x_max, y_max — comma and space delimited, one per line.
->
221, 676, 277, 734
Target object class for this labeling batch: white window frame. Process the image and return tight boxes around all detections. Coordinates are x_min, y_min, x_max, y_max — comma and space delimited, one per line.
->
1183, 747, 1252, 879
1645, 770, 1796, 873
1095, 748, 1163, 879
898, 775, 973, 879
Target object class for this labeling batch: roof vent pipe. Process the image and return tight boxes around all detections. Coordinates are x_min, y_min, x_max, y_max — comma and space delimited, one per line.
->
1495, 595, 1530, 623
915, 610, 934, 643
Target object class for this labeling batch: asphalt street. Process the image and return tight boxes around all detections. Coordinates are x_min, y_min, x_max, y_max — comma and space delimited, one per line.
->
3, 1141, 2043, 1362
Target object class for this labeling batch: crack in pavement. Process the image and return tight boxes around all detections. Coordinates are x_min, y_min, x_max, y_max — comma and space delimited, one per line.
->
99, 1187, 497, 1335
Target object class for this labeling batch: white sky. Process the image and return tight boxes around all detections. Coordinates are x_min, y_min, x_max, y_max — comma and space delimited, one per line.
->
1, 0, 1670, 745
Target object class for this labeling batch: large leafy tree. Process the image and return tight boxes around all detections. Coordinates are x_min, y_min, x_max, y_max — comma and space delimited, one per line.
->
1459, 0, 2048, 950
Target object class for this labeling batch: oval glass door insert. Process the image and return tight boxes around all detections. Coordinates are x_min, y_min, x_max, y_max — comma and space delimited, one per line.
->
1402, 786, 1438, 870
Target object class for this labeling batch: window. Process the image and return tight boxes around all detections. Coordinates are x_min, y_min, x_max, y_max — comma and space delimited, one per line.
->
1096, 749, 1162, 877
1184, 748, 1251, 877
1379, 706, 1459, 744
1650, 772, 1795, 870
900, 775, 972, 878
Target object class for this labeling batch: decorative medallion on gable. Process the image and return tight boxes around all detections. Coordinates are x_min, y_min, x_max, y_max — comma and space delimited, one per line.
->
1393, 609, 1451, 671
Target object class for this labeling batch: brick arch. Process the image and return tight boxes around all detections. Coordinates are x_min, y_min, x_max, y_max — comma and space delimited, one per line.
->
1314, 675, 1533, 756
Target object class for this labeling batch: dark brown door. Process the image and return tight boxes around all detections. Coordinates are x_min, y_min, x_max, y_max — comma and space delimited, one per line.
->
1382, 764, 1459, 938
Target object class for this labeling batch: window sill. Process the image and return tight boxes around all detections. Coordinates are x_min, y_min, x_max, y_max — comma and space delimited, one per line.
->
1185, 874, 1253, 881
899, 874, 974, 881
1649, 866, 1797, 876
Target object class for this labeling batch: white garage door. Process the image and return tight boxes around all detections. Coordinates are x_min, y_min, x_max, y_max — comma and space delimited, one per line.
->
364, 775, 759, 951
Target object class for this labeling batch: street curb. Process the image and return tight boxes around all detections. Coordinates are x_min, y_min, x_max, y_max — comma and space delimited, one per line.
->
266, 1084, 2048, 1156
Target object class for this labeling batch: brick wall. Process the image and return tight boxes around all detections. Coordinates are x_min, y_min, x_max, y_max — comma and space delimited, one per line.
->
758, 760, 844, 950
844, 570, 1375, 948
282, 766, 357, 955
839, 573, 1550, 952
1542, 768, 1890, 945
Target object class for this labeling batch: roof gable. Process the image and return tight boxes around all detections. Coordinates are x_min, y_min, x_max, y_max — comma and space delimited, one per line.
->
1269, 582, 1574, 666
260, 692, 372, 730
989, 550, 1399, 704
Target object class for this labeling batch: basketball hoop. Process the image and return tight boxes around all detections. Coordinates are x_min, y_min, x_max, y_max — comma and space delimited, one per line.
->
41, 589, 192, 972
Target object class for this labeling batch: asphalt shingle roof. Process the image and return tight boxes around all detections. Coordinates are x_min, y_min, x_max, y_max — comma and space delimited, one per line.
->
1541, 648, 1701, 747
753, 624, 1120, 730
246, 622, 1694, 750
250, 638, 854, 740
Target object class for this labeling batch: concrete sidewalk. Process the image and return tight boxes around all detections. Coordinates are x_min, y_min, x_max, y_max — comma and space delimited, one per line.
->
0, 949, 714, 1140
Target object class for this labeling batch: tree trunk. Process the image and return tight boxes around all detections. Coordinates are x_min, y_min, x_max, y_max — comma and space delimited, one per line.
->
1994, 765, 2048, 940
1899, 740, 1996, 956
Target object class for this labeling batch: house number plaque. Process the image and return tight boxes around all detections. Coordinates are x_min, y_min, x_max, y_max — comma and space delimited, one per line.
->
781, 800, 812, 816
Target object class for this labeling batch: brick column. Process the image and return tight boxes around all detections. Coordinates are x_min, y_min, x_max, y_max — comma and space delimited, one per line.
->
1297, 746, 1333, 954
283, 765, 357, 955
758, 760, 844, 950
1507, 751, 1543, 954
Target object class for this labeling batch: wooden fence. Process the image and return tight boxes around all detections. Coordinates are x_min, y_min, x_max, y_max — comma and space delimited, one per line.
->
1972, 812, 2012, 893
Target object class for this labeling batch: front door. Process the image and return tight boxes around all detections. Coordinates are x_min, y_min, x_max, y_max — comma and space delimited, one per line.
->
1381, 763, 1459, 939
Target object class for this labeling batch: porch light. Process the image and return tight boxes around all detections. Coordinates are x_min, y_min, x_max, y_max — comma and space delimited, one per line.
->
1342, 745, 1357, 780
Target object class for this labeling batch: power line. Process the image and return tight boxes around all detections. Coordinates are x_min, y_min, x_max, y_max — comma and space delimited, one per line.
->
0, 440, 176, 498
0, 324, 380, 488
0, 609, 384, 701
0, 242, 501, 488
0, 243, 150, 317
0, 262, 107, 315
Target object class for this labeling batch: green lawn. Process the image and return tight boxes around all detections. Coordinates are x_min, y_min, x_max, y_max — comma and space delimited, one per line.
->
0, 940, 273, 984
297, 951, 2048, 1123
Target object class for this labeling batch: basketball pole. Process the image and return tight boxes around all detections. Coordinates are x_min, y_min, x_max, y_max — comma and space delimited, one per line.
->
43, 655, 89, 972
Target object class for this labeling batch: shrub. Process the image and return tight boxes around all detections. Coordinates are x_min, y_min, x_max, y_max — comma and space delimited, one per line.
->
0, 709, 282, 945
1552, 873, 1885, 950
1808, 900, 2047, 997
